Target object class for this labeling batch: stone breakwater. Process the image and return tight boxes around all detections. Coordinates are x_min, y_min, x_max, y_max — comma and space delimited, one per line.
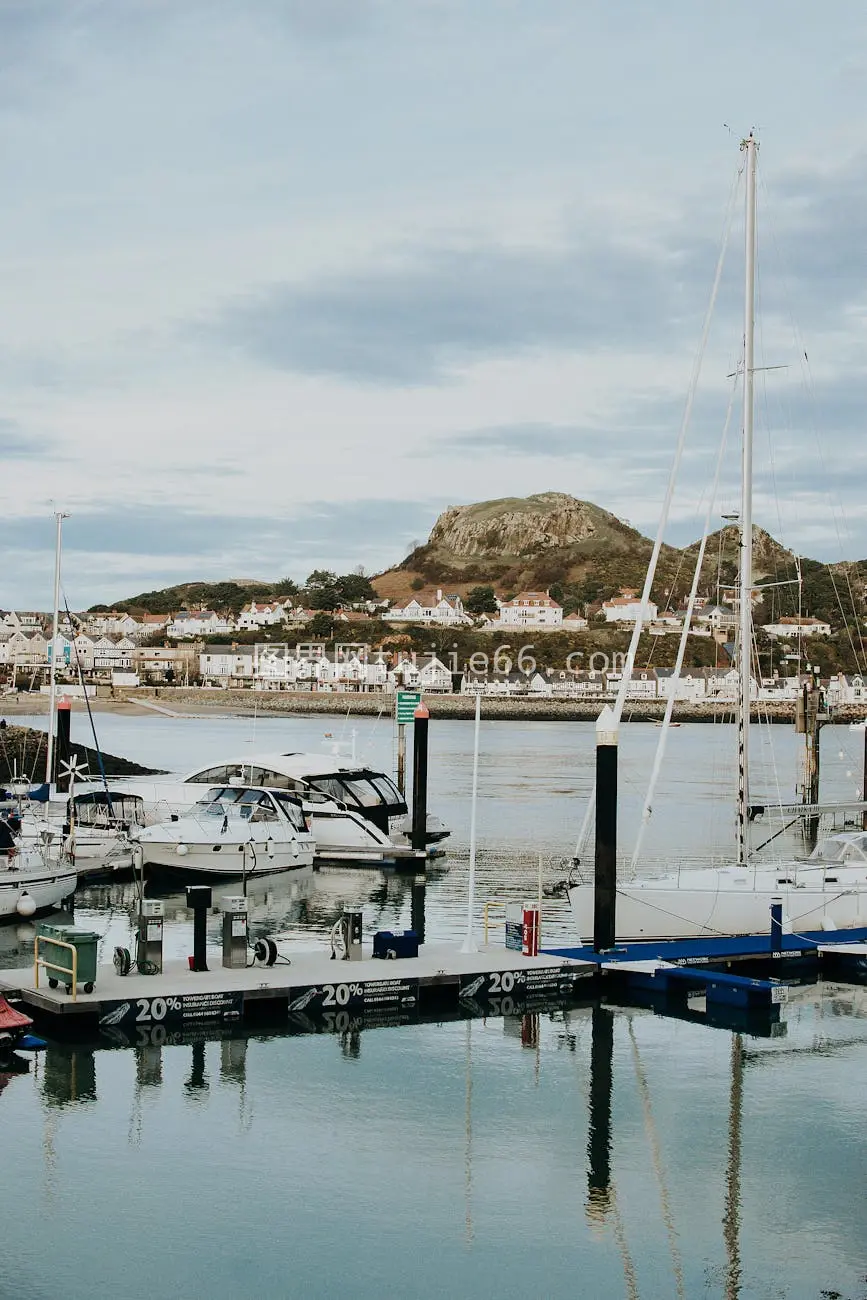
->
122, 687, 867, 725
0, 725, 164, 781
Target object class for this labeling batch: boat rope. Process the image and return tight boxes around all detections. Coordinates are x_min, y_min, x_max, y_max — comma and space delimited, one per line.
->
631, 374, 736, 871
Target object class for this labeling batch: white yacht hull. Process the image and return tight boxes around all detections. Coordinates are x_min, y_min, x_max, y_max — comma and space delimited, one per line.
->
568, 865, 867, 943
139, 839, 314, 880
0, 863, 78, 923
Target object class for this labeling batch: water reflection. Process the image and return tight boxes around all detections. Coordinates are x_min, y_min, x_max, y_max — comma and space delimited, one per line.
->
4, 980, 866, 1299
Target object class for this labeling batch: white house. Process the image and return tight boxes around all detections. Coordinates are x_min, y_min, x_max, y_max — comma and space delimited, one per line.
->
762, 615, 832, 638
606, 669, 658, 699
693, 603, 738, 633
383, 590, 470, 627
83, 611, 144, 639
602, 589, 659, 624
561, 612, 588, 632
137, 613, 171, 640
168, 609, 233, 638
494, 591, 563, 629
827, 674, 867, 707
92, 636, 136, 672
3, 631, 46, 666
200, 646, 256, 682
655, 668, 708, 702
2, 611, 45, 633
236, 600, 286, 631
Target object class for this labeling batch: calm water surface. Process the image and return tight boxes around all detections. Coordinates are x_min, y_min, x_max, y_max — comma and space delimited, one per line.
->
3, 713, 866, 1298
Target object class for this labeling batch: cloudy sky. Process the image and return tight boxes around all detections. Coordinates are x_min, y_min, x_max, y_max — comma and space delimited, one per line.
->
2, 0, 866, 608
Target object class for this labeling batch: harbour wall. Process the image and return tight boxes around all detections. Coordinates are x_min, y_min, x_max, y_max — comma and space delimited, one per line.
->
114, 687, 867, 725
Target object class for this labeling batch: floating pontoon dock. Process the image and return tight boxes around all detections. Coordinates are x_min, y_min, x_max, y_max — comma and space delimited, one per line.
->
0, 942, 595, 1035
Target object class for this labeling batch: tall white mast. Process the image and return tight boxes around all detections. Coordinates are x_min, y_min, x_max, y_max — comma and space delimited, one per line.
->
44, 510, 68, 785
736, 134, 757, 865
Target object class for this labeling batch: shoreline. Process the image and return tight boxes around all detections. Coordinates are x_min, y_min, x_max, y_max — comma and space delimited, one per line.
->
3, 687, 866, 726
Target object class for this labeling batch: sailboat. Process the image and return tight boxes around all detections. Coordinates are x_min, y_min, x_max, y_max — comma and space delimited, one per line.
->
1, 513, 78, 922
568, 136, 867, 943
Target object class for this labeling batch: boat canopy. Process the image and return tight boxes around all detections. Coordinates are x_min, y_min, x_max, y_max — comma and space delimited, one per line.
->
808, 833, 867, 864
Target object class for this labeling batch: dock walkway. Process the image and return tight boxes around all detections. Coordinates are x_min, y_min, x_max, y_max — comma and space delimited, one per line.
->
0, 942, 594, 1035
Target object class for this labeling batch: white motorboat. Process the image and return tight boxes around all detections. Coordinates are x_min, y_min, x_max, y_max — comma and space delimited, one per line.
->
179, 753, 450, 849
0, 816, 77, 923
132, 785, 316, 881
568, 136, 867, 944
72, 750, 448, 866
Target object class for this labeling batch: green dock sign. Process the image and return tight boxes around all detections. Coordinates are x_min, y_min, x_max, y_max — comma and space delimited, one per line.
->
395, 690, 422, 724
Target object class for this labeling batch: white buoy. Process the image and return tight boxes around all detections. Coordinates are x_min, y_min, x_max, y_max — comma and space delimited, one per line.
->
16, 891, 36, 918
175, 843, 189, 857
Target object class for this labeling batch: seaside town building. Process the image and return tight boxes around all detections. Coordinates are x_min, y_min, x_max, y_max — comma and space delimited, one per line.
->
762, 615, 832, 638
383, 590, 470, 627
493, 591, 564, 629
602, 588, 659, 623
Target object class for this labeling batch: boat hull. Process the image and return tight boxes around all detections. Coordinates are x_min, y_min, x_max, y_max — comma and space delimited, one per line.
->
568, 868, 867, 943
0, 866, 78, 924
140, 841, 315, 880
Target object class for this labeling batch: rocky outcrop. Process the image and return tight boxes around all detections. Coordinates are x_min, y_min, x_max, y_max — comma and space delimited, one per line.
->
426, 492, 634, 559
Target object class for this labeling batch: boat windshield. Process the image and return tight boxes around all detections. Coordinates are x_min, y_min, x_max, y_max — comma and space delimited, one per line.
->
194, 788, 278, 823
809, 834, 867, 864
307, 770, 405, 812
271, 792, 308, 832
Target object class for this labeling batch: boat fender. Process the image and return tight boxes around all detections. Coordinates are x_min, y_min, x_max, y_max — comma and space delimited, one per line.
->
16, 891, 36, 918
176, 844, 189, 856
0, 1032, 14, 1070
113, 946, 132, 976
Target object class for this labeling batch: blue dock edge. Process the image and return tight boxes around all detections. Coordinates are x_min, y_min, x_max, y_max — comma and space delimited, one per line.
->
544, 926, 867, 1012
546, 925, 867, 968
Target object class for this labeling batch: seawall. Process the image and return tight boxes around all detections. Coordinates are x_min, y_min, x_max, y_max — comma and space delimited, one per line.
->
113, 687, 867, 725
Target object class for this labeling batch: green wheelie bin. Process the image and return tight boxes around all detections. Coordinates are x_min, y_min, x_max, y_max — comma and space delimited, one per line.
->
36, 923, 99, 995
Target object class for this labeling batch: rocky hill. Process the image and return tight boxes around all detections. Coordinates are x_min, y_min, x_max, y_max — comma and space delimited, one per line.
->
91, 492, 865, 629
373, 493, 866, 626
374, 492, 670, 606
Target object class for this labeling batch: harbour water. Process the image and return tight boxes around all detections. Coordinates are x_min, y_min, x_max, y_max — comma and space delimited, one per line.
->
3, 712, 867, 1298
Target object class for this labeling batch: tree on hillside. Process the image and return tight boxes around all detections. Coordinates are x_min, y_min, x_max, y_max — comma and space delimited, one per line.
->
465, 585, 498, 615
337, 573, 376, 605
304, 570, 340, 610
309, 611, 335, 638
274, 576, 298, 596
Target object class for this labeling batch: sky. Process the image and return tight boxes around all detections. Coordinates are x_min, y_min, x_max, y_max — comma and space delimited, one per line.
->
2, 0, 867, 608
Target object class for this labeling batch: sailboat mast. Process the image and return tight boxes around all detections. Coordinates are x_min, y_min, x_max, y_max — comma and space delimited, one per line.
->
45, 510, 67, 785
736, 135, 757, 866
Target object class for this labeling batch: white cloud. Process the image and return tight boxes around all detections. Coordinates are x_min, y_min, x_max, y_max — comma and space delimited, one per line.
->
2, 0, 867, 608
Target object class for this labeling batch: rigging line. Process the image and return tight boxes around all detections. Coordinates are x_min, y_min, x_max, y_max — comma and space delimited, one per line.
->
612, 164, 740, 731
573, 163, 741, 861
63, 596, 114, 812
632, 375, 736, 871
